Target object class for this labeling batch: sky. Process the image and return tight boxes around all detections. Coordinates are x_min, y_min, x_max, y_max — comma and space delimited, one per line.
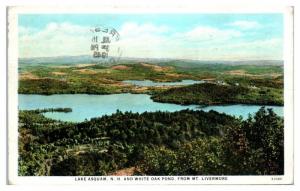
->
18, 14, 283, 60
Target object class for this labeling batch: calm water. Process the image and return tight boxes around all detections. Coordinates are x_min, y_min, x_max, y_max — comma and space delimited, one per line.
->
19, 94, 283, 122
123, 80, 204, 87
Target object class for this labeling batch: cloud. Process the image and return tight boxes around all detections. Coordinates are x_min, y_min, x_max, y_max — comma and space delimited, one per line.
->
228, 21, 261, 29
18, 22, 170, 58
184, 26, 241, 42
19, 21, 282, 60
195, 38, 283, 60
119, 22, 169, 37
114, 22, 171, 58
19, 26, 38, 35
226, 38, 282, 50
19, 22, 91, 58
116, 24, 243, 59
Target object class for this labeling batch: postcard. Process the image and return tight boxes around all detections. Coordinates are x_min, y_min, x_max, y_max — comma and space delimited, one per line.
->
7, 5, 294, 185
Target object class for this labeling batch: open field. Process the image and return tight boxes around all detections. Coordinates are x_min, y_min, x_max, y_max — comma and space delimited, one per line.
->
18, 59, 283, 106
18, 59, 284, 176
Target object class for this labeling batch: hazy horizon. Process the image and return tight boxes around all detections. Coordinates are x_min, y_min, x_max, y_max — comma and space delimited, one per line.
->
19, 14, 283, 61
18, 54, 283, 62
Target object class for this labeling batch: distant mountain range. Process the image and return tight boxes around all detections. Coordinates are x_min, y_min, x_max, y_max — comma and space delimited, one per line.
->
19, 55, 283, 66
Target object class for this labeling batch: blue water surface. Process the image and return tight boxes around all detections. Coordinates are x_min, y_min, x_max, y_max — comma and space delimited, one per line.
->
19, 94, 283, 122
123, 80, 204, 87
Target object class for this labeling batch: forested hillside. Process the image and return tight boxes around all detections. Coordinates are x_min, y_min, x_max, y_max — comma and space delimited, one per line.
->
19, 108, 283, 176
151, 83, 283, 106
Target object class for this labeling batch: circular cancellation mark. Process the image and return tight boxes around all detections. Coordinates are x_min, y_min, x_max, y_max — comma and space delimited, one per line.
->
90, 25, 123, 65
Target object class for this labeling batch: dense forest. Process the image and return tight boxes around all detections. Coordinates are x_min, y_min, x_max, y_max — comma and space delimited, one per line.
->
19, 107, 283, 176
151, 83, 283, 106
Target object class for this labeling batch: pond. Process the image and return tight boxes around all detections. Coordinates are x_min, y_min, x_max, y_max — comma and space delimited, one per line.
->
19, 94, 283, 122
122, 80, 204, 87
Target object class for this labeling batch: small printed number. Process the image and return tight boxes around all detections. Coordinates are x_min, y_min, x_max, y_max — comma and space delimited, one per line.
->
271, 177, 282, 181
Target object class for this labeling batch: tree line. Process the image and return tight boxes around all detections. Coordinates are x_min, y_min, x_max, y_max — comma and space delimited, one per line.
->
18, 107, 283, 176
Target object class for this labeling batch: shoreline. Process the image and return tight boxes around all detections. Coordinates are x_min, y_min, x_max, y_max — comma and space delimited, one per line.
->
18, 92, 284, 107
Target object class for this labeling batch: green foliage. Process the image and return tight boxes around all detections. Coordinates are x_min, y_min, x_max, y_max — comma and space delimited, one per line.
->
139, 146, 179, 175
19, 62, 283, 101
139, 138, 224, 175
19, 79, 70, 95
18, 61, 284, 176
151, 83, 283, 106
18, 63, 184, 95
138, 107, 284, 175
50, 152, 112, 176
18, 107, 283, 176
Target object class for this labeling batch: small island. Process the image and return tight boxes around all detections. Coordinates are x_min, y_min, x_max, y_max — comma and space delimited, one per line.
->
18, 59, 284, 176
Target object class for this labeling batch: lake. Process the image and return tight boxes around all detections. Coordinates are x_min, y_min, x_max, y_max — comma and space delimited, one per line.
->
19, 94, 283, 122
123, 80, 204, 87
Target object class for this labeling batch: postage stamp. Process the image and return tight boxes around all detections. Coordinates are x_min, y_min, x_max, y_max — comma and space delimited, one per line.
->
7, 5, 294, 185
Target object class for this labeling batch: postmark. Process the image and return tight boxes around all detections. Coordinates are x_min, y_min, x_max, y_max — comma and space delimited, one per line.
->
90, 26, 122, 64
6, 5, 294, 186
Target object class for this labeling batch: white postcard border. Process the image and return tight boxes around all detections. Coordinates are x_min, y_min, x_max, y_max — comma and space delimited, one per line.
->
7, 5, 294, 185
